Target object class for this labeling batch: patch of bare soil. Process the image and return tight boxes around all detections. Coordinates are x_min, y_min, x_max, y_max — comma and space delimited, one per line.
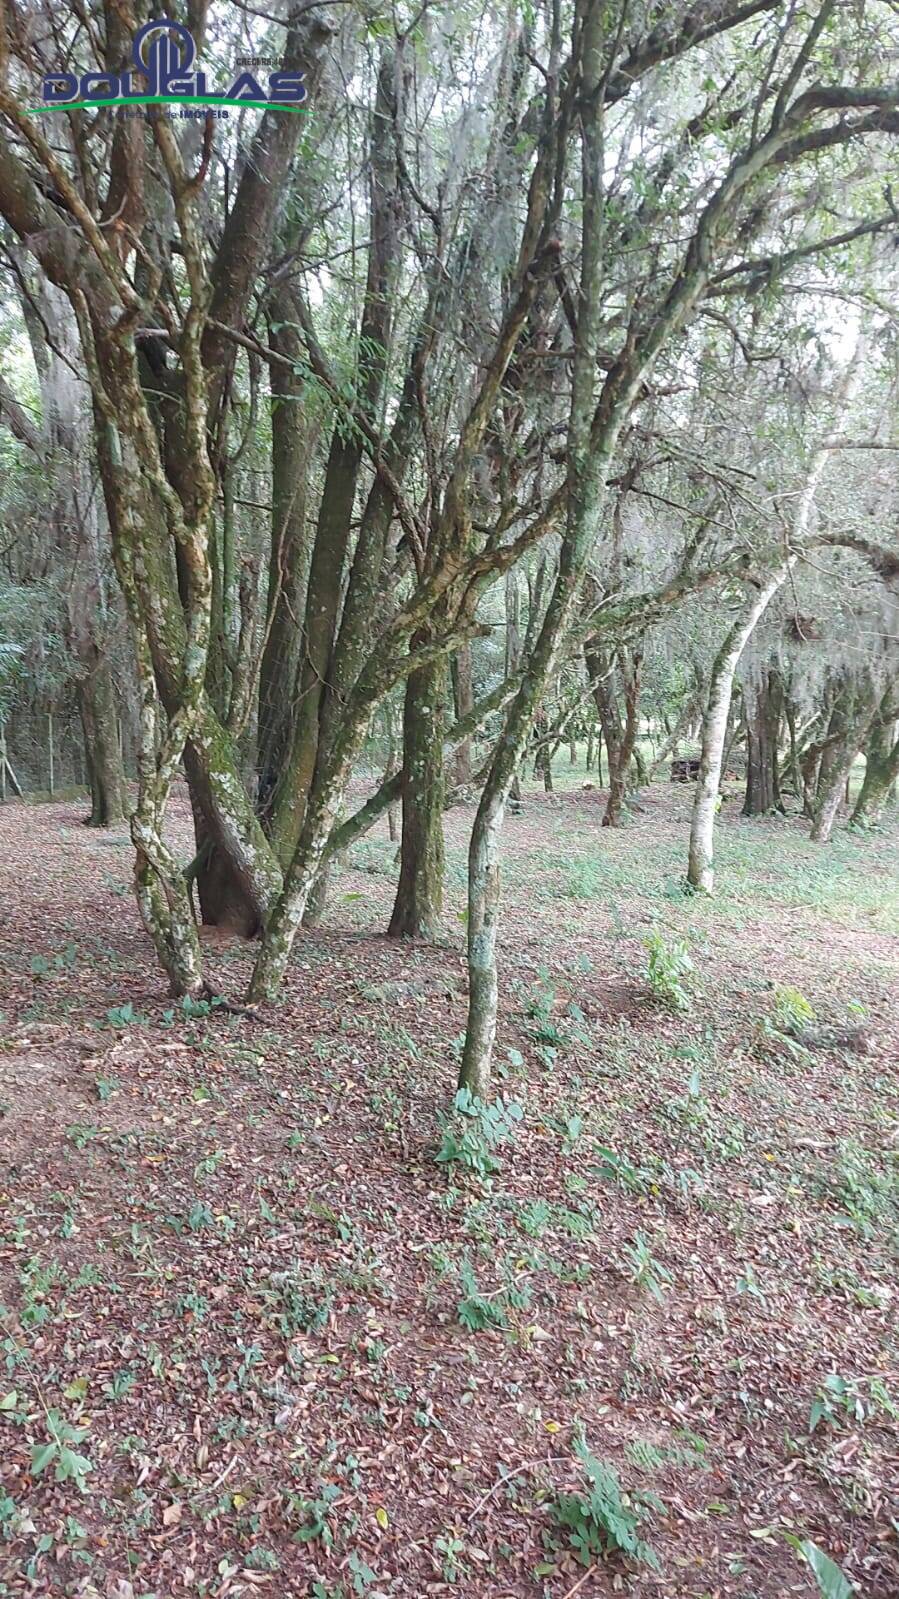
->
0, 786, 896, 1598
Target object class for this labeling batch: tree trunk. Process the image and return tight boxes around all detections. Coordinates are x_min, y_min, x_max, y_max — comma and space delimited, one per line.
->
7, 274, 129, 827
534, 714, 554, 792
78, 666, 127, 825
460, 3, 619, 1094
810, 682, 877, 842
810, 753, 855, 842
588, 645, 642, 826
688, 563, 794, 892
258, 314, 316, 817
388, 655, 446, 939
851, 700, 899, 826
451, 644, 474, 786
742, 671, 781, 816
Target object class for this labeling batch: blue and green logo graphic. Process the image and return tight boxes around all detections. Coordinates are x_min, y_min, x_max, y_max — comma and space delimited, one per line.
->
32, 17, 307, 115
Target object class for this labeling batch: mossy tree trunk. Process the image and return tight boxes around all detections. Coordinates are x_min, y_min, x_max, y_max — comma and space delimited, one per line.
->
534, 712, 554, 791
78, 670, 126, 826
851, 696, 899, 825
810, 677, 878, 842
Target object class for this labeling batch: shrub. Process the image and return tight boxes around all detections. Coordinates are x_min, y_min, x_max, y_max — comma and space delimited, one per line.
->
772, 984, 815, 1035
435, 1087, 523, 1180
549, 1435, 660, 1570
643, 932, 694, 1013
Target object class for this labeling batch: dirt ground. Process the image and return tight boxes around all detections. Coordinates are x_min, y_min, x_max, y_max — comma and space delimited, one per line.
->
0, 773, 897, 1599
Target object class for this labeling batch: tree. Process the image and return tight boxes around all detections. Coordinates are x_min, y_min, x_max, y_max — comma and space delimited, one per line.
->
0, 273, 126, 822
459, 0, 899, 1095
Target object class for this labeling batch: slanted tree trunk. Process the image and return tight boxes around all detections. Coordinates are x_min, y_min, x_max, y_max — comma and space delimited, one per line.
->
388, 655, 446, 939
461, 7, 616, 1096
810, 747, 858, 841
643, 697, 695, 786
810, 680, 878, 842
851, 697, 899, 826
688, 562, 794, 892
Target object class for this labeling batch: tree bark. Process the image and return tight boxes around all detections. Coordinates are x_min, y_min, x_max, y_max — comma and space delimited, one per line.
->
587, 644, 642, 826
258, 313, 317, 817
451, 644, 475, 786
742, 670, 782, 815
388, 655, 446, 939
2, 275, 129, 827
78, 669, 126, 826
810, 680, 878, 842
688, 563, 793, 892
851, 698, 899, 826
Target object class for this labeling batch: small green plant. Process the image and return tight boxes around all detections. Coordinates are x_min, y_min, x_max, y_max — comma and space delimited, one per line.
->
181, 993, 223, 1018
434, 1531, 468, 1582
436, 1087, 523, 1180
30, 1411, 93, 1492
549, 1434, 660, 1570
101, 1368, 135, 1402
194, 1149, 226, 1179
65, 1124, 98, 1150
244, 1547, 280, 1573
455, 1255, 530, 1332
666, 1063, 709, 1126
31, 943, 76, 979
287, 1482, 342, 1548
104, 1001, 146, 1030
0, 1488, 23, 1539
347, 1551, 378, 1594
266, 1268, 333, 1337
784, 1535, 854, 1598
772, 984, 815, 1035
643, 932, 694, 1013
829, 1141, 897, 1237
808, 1372, 896, 1433
755, 983, 816, 1062
594, 1146, 653, 1197
620, 1232, 672, 1302
545, 1110, 585, 1150
524, 970, 563, 1045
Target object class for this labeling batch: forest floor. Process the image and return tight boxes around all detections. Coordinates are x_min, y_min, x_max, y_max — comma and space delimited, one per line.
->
0, 767, 897, 1599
